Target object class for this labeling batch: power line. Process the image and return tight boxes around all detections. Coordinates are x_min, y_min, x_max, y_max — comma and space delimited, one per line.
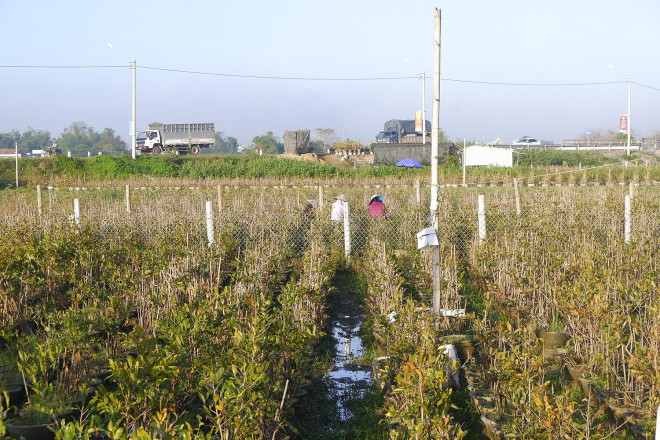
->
633, 81, 660, 92
0, 64, 655, 89
140, 65, 416, 81
440, 78, 626, 87
137, 66, 632, 86
0, 65, 125, 69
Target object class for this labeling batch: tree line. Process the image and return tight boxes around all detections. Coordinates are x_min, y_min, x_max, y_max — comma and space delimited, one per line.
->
0, 122, 127, 156
1, 124, 458, 157
0, 122, 242, 157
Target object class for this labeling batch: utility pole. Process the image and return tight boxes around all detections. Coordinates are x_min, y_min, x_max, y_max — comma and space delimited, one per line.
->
431, 8, 442, 314
131, 59, 137, 159
108, 44, 137, 159
626, 76, 631, 156
422, 71, 426, 144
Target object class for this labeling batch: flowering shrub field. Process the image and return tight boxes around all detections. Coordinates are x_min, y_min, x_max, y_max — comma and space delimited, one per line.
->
0, 179, 659, 439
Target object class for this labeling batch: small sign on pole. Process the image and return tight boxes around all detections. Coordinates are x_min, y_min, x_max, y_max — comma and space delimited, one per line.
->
619, 115, 628, 133
414, 111, 423, 132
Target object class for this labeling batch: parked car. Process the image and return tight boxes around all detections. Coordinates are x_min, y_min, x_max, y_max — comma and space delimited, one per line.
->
512, 137, 542, 146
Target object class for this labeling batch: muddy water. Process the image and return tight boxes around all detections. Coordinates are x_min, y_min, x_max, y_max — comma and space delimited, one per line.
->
325, 309, 372, 421
291, 273, 382, 439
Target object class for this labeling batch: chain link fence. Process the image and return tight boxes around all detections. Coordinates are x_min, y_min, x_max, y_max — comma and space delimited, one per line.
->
1, 183, 658, 256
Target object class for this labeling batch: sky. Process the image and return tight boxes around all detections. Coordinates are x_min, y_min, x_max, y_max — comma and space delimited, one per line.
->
1, 0, 659, 147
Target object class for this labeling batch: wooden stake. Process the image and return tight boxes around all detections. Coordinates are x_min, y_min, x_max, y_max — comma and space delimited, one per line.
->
37, 184, 42, 216
513, 178, 521, 215
217, 185, 223, 214
125, 184, 131, 214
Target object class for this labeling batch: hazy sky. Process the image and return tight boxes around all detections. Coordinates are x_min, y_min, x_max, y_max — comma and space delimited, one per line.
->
1, 0, 659, 146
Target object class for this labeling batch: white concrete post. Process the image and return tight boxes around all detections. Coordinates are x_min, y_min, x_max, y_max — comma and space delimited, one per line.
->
73, 198, 80, 225
478, 195, 486, 245
462, 138, 466, 186
343, 202, 351, 258
624, 194, 631, 244
415, 179, 421, 206
206, 201, 214, 247
318, 185, 325, 209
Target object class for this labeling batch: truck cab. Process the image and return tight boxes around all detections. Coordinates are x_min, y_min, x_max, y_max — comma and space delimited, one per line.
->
376, 131, 399, 143
136, 130, 163, 154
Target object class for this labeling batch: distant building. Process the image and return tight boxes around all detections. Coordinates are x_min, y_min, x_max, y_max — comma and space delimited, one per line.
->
0, 148, 20, 158
464, 145, 513, 167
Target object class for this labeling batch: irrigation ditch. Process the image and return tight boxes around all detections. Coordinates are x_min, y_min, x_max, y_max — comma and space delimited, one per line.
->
290, 271, 387, 439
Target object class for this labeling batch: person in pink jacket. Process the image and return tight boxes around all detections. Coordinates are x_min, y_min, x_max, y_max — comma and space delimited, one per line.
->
368, 195, 387, 219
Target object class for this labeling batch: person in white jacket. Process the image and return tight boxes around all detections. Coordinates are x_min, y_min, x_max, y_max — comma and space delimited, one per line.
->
331, 194, 346, 222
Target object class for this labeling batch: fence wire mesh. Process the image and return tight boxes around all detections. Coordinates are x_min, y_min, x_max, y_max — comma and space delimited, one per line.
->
1, 184, 658, 257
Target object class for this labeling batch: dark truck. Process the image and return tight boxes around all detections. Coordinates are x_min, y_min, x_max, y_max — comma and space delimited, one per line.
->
136, 122, 215, 155
376, 119, 432, 144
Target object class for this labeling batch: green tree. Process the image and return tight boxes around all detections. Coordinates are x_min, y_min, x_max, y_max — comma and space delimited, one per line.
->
252, 131, 283, 154
19, 128, 52, 153
607, 128, 636, 141
313, 128, 338, 152
57, 121, 94, 156
0, 130, 22, 151
57, 122, 126, 156
226, 136, 238, 153
0, 129, 52, 154
94, 128, 128, 155
205, 132, 239, 154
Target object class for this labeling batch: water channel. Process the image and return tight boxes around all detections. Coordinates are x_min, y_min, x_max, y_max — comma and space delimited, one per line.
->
291, 272, 384, 439
325, 304, 371, 422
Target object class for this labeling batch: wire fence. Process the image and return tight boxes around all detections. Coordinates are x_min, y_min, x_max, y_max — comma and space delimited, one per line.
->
1, 182, 658, 259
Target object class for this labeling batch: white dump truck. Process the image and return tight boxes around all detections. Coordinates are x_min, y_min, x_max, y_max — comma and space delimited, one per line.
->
136, 122, 215, 155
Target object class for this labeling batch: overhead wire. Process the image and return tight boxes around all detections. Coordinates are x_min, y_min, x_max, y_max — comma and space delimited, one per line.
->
0, 64, 656, 89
